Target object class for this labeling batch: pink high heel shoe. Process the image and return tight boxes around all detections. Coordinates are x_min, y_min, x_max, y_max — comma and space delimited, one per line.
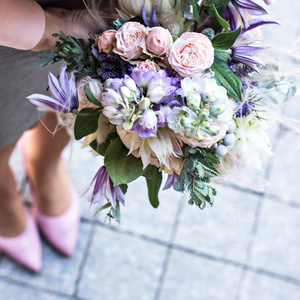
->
0, 209, 41, 272
34, 187, 80, 256
18, 135, 80, 256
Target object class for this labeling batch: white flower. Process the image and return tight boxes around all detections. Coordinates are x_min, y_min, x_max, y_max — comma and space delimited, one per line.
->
219, 114, 273, 173
177, 76, 205, 98
202, 78, 228, 103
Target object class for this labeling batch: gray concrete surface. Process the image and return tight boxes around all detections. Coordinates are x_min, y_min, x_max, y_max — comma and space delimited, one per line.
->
1, 1, 300, 299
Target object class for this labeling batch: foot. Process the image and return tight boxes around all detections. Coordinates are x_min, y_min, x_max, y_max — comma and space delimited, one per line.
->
25, 156, 71, 217
0, 166, 26, 237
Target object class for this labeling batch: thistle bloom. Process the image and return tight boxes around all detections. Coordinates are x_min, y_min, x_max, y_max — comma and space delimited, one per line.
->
27, 65, 78, 113
86, 166, 125, 208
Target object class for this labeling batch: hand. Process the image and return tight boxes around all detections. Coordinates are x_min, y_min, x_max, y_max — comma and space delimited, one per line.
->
32, 8, 116, 52
263, 0, 277, 5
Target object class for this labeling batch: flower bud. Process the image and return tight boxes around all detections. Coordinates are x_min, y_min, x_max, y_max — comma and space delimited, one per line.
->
210, 103, 226, 117
123, 75, 137, 93
119, 86, 132, 102
101, 89, 123, 107
206, 125, 220, 136
184, 128, 196, 138
186, 93, 201, 112
199, 109, 210, 123
147, 86, 165, 103
140, 109, 157, 129
139, 97, 151, 110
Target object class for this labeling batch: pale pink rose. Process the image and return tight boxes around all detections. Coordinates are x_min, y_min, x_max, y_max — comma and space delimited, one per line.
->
177, 121, 228, 148
136, 59, 159, 71
96, 30, 116, 53
168, 32, 214, 78
146, 27, 173, 56
77, 77, 103, 111
113, 22, 147, 61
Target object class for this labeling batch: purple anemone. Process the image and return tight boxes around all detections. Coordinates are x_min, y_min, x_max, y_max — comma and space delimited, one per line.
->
27, 65, 78, 113
87, 166, 125, 209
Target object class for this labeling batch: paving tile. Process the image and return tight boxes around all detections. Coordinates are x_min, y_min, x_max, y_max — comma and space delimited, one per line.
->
0, 222, 92, 295
174, 184, 259, 264
238, 271, 300, 300
0, 278, 67, 300
160, 249, 242, 300
77, 226, 166, 300
248, 199, 300, 280
108, 175, 183, 242
266, 131, 300, 204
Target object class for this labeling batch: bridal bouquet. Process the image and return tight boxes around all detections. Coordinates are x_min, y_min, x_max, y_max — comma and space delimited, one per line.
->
28, 0, 296, 222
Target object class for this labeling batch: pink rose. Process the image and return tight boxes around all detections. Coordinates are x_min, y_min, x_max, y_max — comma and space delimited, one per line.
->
77, 77, 103, 111
113, 22, 147, 61
136, 59, 159, 71
168, 32, 214, 78
96, 30, 116, 53
146, 27, 173, 56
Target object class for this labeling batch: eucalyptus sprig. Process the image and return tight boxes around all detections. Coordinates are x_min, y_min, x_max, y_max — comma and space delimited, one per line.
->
176, 146, 220, 209
37, 31, 96, 77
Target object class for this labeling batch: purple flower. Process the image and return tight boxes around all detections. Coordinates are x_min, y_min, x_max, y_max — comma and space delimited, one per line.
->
87, 166, 125, 208
231, 0, 267, 28
225, 1, 279, 32
163, 172, 180, 191
27, 65, 78, 113
231, 45, 265, 71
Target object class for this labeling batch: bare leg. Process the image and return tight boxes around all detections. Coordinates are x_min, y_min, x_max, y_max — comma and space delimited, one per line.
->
0, 139, 26, 237
24, 112, 71, 216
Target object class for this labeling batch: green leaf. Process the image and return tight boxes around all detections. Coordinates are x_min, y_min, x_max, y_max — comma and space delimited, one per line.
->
104, 138, 144, 185
89, 132, 118, 156
112, 201, 121, 224
210, 58, 242, 101
74, 108, 100, 140
212, 27, 241, 50
91, 202, 112, 219
214, 51, 231, 61
84, 86, 102, 107
204, 0, 229, 14
145, 165, 162, 208
192, 0, 203, 24
37, 50, 58, 67
208, 4, 230, 31
285, 84, 297, 102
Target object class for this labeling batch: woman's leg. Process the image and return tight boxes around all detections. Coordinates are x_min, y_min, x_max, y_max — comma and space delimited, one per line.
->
0, 139, 26, 237
24, 112, 71, 216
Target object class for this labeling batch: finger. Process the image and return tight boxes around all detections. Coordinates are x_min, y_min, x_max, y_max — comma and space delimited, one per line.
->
264, 0, 277, 5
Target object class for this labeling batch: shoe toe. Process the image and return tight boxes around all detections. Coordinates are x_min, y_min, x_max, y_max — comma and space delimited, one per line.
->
0, 212, 42, 272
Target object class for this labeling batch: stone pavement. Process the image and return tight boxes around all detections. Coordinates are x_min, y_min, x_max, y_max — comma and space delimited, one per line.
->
1, 1, 300, 299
